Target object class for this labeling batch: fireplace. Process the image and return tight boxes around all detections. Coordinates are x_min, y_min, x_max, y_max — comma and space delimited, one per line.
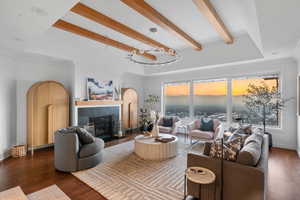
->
75, 105, 121, 142
90, 115, 113, 140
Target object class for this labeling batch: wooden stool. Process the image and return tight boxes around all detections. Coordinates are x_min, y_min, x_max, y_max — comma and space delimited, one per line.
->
184, 167, 216, 200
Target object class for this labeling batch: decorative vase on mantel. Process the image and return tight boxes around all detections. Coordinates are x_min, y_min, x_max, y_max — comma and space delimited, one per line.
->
114, 86, 121, 101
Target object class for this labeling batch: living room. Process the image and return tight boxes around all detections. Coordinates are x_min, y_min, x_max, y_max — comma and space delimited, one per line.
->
0, 0, 300, 200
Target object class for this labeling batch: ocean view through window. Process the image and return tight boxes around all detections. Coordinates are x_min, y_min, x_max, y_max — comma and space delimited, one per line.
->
193, 80, 227, 122
164, 82, 190, 118
232, 76, 279, 127
162, 74, 280, 128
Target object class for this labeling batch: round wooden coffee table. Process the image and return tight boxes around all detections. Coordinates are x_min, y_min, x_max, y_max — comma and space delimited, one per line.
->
134, 134, 178, 161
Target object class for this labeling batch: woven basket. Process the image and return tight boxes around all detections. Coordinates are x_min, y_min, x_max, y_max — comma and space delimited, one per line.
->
11, 145, 27, 158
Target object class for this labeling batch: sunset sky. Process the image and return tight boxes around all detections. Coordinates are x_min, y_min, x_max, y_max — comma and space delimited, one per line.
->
164, 79, 277, 96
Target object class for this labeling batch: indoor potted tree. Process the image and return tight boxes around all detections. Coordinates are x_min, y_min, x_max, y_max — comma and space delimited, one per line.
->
243, 81, 291, 133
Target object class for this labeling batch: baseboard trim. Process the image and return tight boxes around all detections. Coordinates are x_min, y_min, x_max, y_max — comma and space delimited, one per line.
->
27, 144, 54, 151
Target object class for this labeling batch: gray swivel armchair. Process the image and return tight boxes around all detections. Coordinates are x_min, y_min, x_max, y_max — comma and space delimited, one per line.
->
54, 128, 104, 172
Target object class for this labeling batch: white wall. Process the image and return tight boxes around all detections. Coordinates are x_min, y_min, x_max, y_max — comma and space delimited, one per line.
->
294, 45, 300, 156
72, 54, 145, 125
144, 58, 298, 150
0, 56, 16, 160
73, 54, 144, 99
14, 52, 75, 146
0, 50, 75, 160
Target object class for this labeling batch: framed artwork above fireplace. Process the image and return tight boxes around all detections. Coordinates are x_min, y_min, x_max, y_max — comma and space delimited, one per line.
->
87, 78, 113, 100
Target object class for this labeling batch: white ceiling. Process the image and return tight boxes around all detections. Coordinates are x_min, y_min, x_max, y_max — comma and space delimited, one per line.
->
0, 0, 79, 49
56, 0, 246, 51
254, 0, 300, 55
0, 0, 299, 75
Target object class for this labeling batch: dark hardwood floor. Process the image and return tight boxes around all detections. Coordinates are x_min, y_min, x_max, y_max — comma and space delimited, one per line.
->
0, 134, 138, 199
0, 135, 299, 200
268, 148, 300, 200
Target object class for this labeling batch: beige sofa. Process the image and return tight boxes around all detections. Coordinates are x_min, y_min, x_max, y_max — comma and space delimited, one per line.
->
187, 134, 269, 200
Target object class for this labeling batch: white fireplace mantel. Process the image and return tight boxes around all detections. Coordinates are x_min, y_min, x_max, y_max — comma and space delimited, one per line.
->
73, 101, 122, 126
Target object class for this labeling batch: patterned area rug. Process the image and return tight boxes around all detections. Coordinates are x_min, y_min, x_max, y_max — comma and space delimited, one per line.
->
27, 185, 70, 200
0, 186, 28, 200
0, 185, 70, 200
73, 137, 204, 200
27, 185, 71, 200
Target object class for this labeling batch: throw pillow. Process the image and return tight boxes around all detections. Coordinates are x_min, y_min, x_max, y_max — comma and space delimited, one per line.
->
244, 133, 263, 146
209, 137, 242, 161
76, 128, 95, 144
200, 118, 214, 132
162, 117, 173, 127
237, 141, 262, 166
228, 131, 249, 146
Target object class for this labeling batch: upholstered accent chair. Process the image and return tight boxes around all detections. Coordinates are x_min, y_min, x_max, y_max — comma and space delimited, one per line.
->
158, 116, 180, 134
188, 119, 222, 144
54, 128, 104, 172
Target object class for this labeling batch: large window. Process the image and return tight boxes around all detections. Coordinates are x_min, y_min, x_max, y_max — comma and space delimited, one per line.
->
232, 76, 279, 127
162, 74, 280, 128
163, 82, 190, 118
193, 80, 227, 122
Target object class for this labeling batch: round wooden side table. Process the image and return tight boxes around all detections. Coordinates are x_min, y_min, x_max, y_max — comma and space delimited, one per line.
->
184, 167, 216, 200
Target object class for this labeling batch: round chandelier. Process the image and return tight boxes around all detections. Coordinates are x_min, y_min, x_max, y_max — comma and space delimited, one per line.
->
127, 28, 181, 66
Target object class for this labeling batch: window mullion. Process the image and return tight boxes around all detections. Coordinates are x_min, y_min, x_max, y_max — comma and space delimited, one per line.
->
227, 79, 232, 128
189, 81, 194, 119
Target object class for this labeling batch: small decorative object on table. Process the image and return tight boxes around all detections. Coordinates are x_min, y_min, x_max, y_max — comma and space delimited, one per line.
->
184, 167, 216, 200
11, 145, 27, 158
150, 110, 160, 137
155, 136, 176, 143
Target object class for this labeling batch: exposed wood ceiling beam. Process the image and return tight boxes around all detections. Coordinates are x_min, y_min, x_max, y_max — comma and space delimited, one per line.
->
53, 20, 156, 61
192, 0, 233, 44
71, 3, 175, 55
121, 0, 202, 50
